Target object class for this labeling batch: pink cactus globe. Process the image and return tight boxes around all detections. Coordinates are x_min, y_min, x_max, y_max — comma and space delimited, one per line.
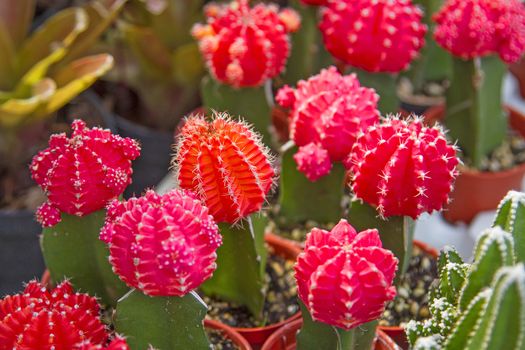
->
348, 116, 459, 219
319, 0, 426, 72
100, 189, 221, 297
295, 219, 398, 330
434, 0, 525, 63
31, 120, 140, 227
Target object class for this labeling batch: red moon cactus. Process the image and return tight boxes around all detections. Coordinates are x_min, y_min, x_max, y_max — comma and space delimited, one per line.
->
348, 116, 459, 219
0, 281, 127, 349
100, 189, 221, 297
192, 0, 300, 88
173, 112, 275, 223
319, 0, 426, 72
30, 120, 140, 227
434, 0, 525, 63
295, 219, 398, 330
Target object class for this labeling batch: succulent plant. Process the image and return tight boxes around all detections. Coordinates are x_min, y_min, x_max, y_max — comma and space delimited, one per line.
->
100, 189, 221, 296
493, 190, 525, 262
434, 0, 525, 167
34, 120, 140, 306
406, 226, 525, 350
294, 219, 398, 350
0, 281, 129, 349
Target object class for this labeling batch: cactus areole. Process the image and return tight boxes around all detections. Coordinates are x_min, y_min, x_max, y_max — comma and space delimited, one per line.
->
434, 0, 525, 63
276, 66, 380, 181
173, 112, 275, 223
192, 0, 300, 88
295, 219, 398, 330
319, 0, 426, 72
31, 120, 140, 227
100, 190, 221, 297
0, 281, 129, 349
348, 116, 459, 219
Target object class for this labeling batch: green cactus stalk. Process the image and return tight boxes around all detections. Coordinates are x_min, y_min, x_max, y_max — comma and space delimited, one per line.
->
493, 190, 525, 263
444, 56, 507, 168
115, 289, 210, 350
350, 69, 399, 115
41, 211, 129, 307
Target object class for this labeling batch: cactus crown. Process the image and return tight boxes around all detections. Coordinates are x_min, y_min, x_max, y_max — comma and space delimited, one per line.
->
406, 225, 525, 350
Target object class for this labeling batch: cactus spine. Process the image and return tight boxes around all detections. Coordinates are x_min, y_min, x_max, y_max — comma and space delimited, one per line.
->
493, 190, 525, 262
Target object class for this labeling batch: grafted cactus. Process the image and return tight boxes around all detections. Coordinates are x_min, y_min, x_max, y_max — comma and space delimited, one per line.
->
406, 225, 525, 350
493, 190, 525, 262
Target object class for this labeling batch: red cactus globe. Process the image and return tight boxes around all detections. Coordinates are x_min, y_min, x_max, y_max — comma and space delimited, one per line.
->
100, 190, 222, 297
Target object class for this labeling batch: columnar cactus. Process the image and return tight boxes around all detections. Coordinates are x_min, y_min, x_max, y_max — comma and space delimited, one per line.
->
100, 189, 221, 296
493, 190, 525, 262
173, 112, 275, 224
192, 0, 300, 88
319, 0, 426, 73
276, 66, 380, 179
348, 116, 459, 219
31, 120, 140, 227
0, 281, 128, 349
295, 219, 398, 330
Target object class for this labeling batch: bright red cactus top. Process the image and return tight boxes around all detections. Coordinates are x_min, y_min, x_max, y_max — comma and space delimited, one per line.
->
31, 120, 140, 227
300, 0, 327, 6
100, 189, 221, 297
192, 0, 300, 88
433, 0, 525, 63
0, 280, 128, 349
348, 116, 459, 219
173, 112, 275, 223
295, 219, 398, 330
319, 0, 426, 72
276, 66, 380, 181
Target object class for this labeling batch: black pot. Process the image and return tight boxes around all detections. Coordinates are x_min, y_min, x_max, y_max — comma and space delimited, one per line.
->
0, 209, 45, 294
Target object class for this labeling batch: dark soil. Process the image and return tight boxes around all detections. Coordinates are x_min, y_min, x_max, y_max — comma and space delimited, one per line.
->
206, 328, 240, 350
380, 244, 438, 327
203, 253, 299, 328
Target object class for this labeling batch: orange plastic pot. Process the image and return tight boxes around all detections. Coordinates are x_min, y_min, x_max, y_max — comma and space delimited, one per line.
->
224, 233, 302, 349
261, 318, 400, 350
378, 240, 438, 350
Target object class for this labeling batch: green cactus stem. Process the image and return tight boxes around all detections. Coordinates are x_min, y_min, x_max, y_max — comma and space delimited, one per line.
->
201, 75, 273, 147
41, 211, 128, 307
493, 190, 525, 263
444, 56, 507, 168
277, 145, 346, 227
296, 302, 377, 350
436, 247, 468, 305
115, 289, 210, 350
349, 68, 399, 114
200, 214, 267, 319
348, 201, 415, 278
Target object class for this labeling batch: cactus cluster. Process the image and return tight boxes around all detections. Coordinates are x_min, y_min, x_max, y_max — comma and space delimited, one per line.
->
192, 0, 300, 88
406, 192, 525, 350
173, 112, 275, 223
319, 0, 427, 73
100, 189, 221, 297
348, 116, 459, 219
0, 281, 128, 349
434, 0, 525, 63
295, 219, 398, 330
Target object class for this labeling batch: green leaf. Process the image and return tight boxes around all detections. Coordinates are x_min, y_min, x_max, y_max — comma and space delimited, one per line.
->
200, 218, 266, 318
201, 75, 273, 146
278, 146, 345, 226
0, 0, 34, 49
115, 290, 211, 350
444, 56, 507, 168
41, 211, 129, 307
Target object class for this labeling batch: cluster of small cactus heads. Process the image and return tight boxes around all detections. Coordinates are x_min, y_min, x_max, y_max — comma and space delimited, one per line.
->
0, 281, 128, 349
406, 196, 525, 350
173, 112, 275, 223
192, 0, 300, 88
30, 120, 140, 227
294, 219, 398, 330
319, 0, 426, 72
434, 0, 525, 63
100, 189, 221, 297
348, 116, 459, 219
276, 66, 380, 181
